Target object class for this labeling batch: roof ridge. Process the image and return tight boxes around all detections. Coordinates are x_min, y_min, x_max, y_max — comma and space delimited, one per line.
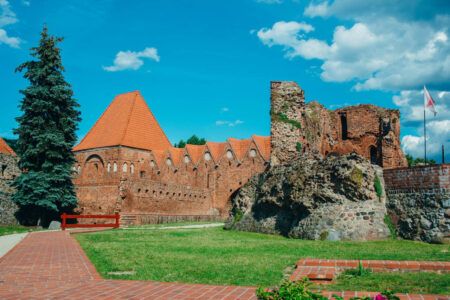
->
120, 92, 138, 145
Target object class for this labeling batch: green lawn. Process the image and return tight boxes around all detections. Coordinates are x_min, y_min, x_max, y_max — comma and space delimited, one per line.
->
76, 227, 450, 291
326, 272, 450, 294
0, 225, 38, 236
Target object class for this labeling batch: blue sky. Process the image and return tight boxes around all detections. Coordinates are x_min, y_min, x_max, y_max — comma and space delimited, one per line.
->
0, 0, 449, 161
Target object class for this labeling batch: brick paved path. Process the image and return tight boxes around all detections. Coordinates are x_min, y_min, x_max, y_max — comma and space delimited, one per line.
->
0, 231, 448, 299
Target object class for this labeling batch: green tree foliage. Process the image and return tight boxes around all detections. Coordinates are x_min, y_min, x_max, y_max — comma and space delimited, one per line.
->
405, 154, 436, 167
12, 26, 81, 227
174, 135, 206, 148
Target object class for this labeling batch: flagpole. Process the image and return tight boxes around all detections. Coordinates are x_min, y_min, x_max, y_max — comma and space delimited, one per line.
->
424, 106, 427, 165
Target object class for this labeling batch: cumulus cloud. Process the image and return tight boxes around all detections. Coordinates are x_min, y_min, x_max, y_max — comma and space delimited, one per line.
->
103, 47, 160, 72
256, 0, 450, 91
393, 89, 450, 159
0, 0, 20, 48
215, 120, 244, 127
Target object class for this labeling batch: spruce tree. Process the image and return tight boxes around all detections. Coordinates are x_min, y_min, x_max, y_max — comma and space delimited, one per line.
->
13, 26, 81, 227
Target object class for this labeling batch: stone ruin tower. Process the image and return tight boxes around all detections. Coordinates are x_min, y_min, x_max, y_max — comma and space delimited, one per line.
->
270, 81, 407, 168
0, 137, 20, 224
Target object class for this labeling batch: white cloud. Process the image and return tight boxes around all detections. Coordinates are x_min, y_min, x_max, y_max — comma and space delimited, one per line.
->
402, 120, 450, 160
103, 47, 160, 72
255, 0, 282, 4
256, 1, 450, 91
0, 28, 19, 48
215, 120, 244, 127
393, 89, 450, 160
221, 107, 229, 112
0, 0, 20, 48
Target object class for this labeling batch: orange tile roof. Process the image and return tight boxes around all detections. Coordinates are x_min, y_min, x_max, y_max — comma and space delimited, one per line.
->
227, 138, 252, 161
167, 147, 185, 166
252, 135, 271, 161
185, 144, 206, 165
74, 91, 171, 152
151, 150, 167, 169
206, 142, 227, 162
0, 137, 16, 155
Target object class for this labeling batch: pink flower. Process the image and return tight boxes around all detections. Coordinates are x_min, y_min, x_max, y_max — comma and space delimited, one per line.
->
374, 294, 387, 300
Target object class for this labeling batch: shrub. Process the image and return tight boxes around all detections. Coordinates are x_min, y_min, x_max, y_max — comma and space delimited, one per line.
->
296, 142, 303, 153
257, 278, 327, 300
274, 113, 302, 129
374, 175, 383, 199
384, 214, 397, 239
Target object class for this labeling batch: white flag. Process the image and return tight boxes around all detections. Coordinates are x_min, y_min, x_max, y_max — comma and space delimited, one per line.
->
424, 86, 437, 116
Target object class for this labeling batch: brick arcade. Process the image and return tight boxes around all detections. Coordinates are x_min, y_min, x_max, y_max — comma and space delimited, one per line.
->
72, 81, 407, 224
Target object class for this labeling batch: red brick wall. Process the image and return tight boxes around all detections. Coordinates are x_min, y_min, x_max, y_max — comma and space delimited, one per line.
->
73, 141, 268, 220
384, 164, 450, 191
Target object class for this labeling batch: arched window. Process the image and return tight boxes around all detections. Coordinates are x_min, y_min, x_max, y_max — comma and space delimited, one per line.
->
184, 155, 190, 163
150, 160, 156, 168
130, 164, 135, 174
113, 162, 117, 172
77, 165, 81, 174
204, 152, 212, 161
370, 146, 378, 165
226, 150, 233, 159
166, 158, 172, 166
249, 149, 257, 158
107, 163, 111, 173
122, 163, 128, 173
340, 112, 348, 140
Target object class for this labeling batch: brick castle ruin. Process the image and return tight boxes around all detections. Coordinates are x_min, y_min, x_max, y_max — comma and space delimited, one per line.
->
72, 81, 408, 225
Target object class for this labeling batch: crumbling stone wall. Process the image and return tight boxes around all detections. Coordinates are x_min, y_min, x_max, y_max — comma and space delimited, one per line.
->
225, 153, 390, 241
0, 153, 20, 224
384, 164, 450, 243
270, 81, 407, 168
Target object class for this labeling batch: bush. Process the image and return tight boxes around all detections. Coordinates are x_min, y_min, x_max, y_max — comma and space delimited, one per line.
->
274, 113, 302, 129
374, 175, 383, 199
257, 278, 327, 300
384, 214, 397, 239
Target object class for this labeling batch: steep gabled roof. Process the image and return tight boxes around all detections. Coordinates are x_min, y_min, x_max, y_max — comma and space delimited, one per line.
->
227, 138, 252, 161
252, 135, 271, 161
185, 144, 206, 165
151, 150, 167, 169
74, 91, 171, 152
206, 142, 227, 163
0, 137, 16, 156
167, 147, 185, 166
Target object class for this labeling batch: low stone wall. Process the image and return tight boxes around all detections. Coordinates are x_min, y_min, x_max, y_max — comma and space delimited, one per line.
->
384, 164, 450, 243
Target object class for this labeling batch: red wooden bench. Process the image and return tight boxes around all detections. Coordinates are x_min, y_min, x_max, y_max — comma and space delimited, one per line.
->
61, 213, 120, 230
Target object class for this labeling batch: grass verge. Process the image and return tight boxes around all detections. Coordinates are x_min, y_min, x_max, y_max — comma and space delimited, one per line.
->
76, 227, 450, 289
0, 225, 38, 236
325, 272, 450, 294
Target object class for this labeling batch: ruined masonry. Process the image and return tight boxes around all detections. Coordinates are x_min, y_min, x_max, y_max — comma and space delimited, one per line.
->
73, 81, 408, 227
0, 137, 20, 224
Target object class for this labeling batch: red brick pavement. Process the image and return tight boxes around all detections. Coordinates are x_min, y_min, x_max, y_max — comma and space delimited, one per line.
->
0, 232, 448, 300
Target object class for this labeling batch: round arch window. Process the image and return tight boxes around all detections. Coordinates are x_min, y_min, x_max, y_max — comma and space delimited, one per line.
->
122, 163, 128, 173
184, 155, 190, 163
130, 164, 135, 174
226, 150, 233, 159
113, 162, 117, 172
204, 152, 212, 161
166, 158, 172, 166
249, 149, 257, 158
150, 160, 156, 168
107, 163, 111, 172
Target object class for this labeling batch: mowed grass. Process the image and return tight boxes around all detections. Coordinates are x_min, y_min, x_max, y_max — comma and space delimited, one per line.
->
75, 227, 450, 288
0, 225, 38, 236
327, 272, 450, 294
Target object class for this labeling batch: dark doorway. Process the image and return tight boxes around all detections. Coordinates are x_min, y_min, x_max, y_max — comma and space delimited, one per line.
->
370, 146, 378, 165
340, 113, 348, 140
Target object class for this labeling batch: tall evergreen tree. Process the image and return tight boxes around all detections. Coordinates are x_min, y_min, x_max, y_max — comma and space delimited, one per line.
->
13, 26, 81, 227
